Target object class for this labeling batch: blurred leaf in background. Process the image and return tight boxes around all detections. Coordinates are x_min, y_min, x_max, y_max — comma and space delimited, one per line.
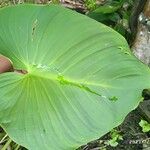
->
87, 0, 135, 42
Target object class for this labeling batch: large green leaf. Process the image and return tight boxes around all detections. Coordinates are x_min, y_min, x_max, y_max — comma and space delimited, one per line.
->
0, 4, 150, 150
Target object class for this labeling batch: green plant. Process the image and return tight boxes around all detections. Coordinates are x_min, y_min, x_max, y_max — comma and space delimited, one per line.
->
87, 0, 125, 21
139, 119, 150, 133
85, 0, 97, 10
0, 4, 150, 150
106, 129, 123, 147
87, 0, 134, 41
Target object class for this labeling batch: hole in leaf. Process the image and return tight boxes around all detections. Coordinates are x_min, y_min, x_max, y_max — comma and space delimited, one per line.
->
32, 19, 38, 40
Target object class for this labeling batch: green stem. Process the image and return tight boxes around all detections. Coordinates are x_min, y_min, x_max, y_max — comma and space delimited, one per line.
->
0, 134, 8, 144
1, 138, 12, 150
14, 144, 20, 150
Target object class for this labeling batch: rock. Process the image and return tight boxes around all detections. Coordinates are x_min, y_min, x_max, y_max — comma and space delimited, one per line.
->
132, 0, 150, 65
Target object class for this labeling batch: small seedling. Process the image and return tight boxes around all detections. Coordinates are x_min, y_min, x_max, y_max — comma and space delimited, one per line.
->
139, 119, 150, 133
105, 129, 123, 147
